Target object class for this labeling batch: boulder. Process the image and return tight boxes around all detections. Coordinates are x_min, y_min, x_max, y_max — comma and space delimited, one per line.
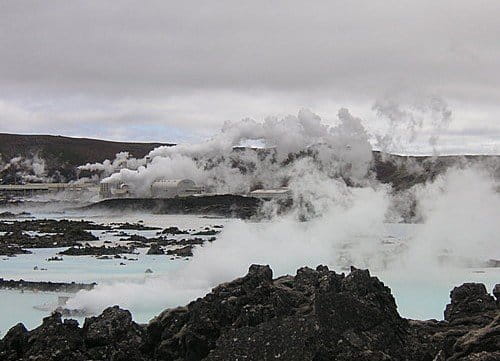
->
83, 306, 143, 348
493, 284, 500, 302
166, 245, 193, 257
19, 312, 84, 361
146, 243, 164, 255
444, 283, 497, 322
0, 323, 28, 359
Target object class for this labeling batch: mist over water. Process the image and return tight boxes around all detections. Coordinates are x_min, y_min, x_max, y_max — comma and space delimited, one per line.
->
68, 108, 500, 320
405, 166, 500, 270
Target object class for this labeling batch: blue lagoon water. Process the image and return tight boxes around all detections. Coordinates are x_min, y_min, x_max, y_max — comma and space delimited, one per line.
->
0, 209, 498, 335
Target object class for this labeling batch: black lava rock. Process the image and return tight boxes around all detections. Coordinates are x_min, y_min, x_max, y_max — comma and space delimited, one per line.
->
444, 283, 497, 323
146, 243, 164, 255
165, 245, 193, 257
1, 265, 499, 361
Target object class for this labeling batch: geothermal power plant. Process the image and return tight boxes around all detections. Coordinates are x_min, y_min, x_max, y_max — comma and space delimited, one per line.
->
0, 177, 291, 202
100, 178, 291, 200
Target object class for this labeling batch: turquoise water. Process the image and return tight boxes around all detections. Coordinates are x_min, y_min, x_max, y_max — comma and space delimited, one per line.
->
0, 244, 192, 335
0, 211, 230, 335
378, 268, 499, 320
1, 247, 186, 283
0, 290, 62, 334
2, 259, 497, 336
0, 208, 498, 336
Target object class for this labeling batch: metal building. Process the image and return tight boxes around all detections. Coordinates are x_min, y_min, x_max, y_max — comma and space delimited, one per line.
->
0, 183, 94, 197
99, 182, 111, 198
99, 181, 131, 199
249, 187, 291, 200
150, 179, 201, 198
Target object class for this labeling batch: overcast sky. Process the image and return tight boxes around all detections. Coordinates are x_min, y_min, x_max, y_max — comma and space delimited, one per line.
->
0, 0, 499, 154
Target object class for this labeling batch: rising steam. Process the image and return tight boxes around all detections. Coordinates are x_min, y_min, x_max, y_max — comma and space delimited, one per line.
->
79, 108, 374, 217
373, 94, 453, 154
69, 165, 499, 316
0, 153, 54, 183
69, 106, 499, 319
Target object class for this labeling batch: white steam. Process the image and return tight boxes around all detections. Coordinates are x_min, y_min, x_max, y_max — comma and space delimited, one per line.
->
79, 108, 373, 206
69, 165, 499, 316
0, 154, 54, 183
78, 151, 146, 178
405, 166, 500, 269
67, 106, 499, 318
373, 94, 453, 154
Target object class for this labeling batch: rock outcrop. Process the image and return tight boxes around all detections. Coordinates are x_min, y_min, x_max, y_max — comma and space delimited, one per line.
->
407, 282, 500, 361
444, 283, 497, 323
146, 243, 164, 255
1, 265, 499, 361
165, 245, 193, 257
88, 195, 263, 219
0, 278, 96, 292
59, 245, 135, 256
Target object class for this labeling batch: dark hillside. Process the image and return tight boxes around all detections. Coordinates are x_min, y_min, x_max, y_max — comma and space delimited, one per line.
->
0, 133, 172, 182
0, 133, 170, 165
372, 151, 500, 190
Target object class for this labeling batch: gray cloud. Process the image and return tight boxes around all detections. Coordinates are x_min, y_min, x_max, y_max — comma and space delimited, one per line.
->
0, 0, 499, 153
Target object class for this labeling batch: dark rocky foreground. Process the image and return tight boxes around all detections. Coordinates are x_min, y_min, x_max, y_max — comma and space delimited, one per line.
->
87, 195, 263, 219
1, 265, 499, 361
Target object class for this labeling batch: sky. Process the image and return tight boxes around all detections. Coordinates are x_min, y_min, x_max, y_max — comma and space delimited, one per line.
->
0, 0, 499, 154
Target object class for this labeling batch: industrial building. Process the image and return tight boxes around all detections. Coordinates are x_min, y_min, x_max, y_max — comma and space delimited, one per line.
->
0, 183, 94, 197
99, 182, 132, 199
150, 179, 203, 198
249, 187, 291, 200
98, 177, 291, 201
99, 178, 203, 199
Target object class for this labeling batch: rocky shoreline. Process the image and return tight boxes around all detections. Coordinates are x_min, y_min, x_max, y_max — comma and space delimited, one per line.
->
0, 219, 108, 256
0, 278, 96, 293
0, 219, 221, 258
87, 195, 263, 219
1, 265, 498, 361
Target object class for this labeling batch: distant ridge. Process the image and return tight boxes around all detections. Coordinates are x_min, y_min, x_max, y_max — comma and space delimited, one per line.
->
0, 133, 172, 164
0, 133, 173, 182
0, 133, 498, 189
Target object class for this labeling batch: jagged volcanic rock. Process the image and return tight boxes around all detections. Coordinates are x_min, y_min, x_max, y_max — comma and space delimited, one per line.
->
82, 306, 147, 360
0, 265, 499, 361
444, 283, 497, 323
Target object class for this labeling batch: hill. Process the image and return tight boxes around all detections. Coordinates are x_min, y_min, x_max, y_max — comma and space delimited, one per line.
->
372, 151, 499, 190
0, 133, 170, 165
0, 133, 172, 183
